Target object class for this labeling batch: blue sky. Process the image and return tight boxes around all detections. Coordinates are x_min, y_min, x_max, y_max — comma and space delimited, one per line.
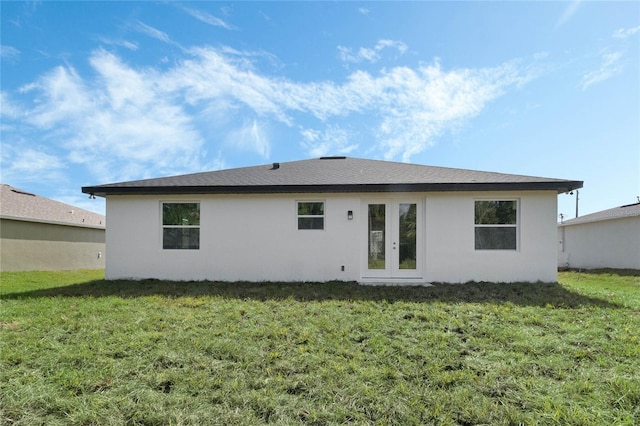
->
1, 1, 638, 218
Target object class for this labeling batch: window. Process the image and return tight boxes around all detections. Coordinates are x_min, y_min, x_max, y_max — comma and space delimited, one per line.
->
474, 200, 517, 250
162, 202, 200, 249
297, 201, 324, 230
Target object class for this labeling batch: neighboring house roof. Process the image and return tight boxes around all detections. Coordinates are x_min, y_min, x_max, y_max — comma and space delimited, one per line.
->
559, 202, 640, 226
1, 184, 105, 228
82, 157, 583, 197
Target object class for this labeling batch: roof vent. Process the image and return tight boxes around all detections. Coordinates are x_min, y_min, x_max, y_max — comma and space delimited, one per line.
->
319, 156, 346, 160
271, 162, 280, 170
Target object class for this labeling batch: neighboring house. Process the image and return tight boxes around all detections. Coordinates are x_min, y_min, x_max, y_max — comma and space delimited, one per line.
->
82, 157, 582, 284
0, 184, 106, 271
558, 202, 640, 270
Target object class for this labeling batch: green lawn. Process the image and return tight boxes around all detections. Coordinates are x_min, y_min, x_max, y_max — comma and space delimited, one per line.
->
1, 270, 638, 425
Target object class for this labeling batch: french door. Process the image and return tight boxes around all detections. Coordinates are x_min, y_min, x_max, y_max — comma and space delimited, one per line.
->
363, 200, 423, 279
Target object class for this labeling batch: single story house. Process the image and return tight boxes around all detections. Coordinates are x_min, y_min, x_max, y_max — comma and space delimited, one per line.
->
1, 184, 106, 271
82, 157, 582, 284
558, 202, 640, 270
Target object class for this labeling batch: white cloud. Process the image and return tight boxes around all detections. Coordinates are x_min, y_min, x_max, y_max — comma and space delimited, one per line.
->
0, 91, 24, 121
146, 49, 530, 160
202, 151, 227, 172
300, 126, 358, 157
338, 39, 408, 64
612, 26, 640, 39
89, 50, 157, 110
135, 21, 171, 43
22, 65, 92, 128
1, 45, 20, 59
225, 120, 271, 158
0, 146, 66, 185
98, 37, 139, 51
165, 47, 294, 124
359, 60, 526, 161
358, 8, 370, 16
4, 45, 533, 185
556, 0, 582, 29
17, 49, 205, 183
577, 23, 638, 91
377, 40, 408, 55
182, 6, 234, 30
581, 51, 623, 90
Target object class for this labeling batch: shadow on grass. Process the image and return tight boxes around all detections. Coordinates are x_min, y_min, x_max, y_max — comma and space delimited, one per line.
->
559, 267, 639, 277
1, 279, 622, 308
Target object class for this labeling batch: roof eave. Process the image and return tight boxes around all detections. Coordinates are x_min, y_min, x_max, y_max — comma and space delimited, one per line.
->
0, 215, 106, 229
82, 180, 583, 197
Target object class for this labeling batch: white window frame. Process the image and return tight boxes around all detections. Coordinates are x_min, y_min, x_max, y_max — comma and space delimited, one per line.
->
161, 201, 200, 250
474, 199, 519, 251
296, 200, 325, 230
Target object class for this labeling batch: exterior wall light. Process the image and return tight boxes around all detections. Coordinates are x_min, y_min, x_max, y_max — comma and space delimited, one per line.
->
347, 210, 353, 220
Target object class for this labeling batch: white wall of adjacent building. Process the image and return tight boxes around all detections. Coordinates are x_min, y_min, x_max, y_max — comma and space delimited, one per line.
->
558, 216, 640, 270
105, 190, 559, 283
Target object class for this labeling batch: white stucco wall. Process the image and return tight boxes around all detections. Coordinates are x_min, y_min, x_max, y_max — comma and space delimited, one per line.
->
424, 191, 559, 283
105, 191, 559, 283
106, 194, 362, 282
558, 216, 640, 270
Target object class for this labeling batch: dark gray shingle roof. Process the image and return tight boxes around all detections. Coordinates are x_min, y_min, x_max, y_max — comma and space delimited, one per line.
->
559, 202, 640, 226
82, 157, 582, 196
1, 184, 105, 228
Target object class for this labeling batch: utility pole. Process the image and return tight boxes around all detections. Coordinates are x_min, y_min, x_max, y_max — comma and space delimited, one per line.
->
575, 189, 579, 218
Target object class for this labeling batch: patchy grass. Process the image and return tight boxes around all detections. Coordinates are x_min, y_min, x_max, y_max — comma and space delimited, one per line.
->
559, 269, 640, 309
0, 269, 105, 294
1, 270, 638, 425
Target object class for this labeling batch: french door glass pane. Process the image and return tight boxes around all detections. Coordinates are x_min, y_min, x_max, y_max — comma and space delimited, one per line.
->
368, 204, 385, 269
398, 203, 417, 269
